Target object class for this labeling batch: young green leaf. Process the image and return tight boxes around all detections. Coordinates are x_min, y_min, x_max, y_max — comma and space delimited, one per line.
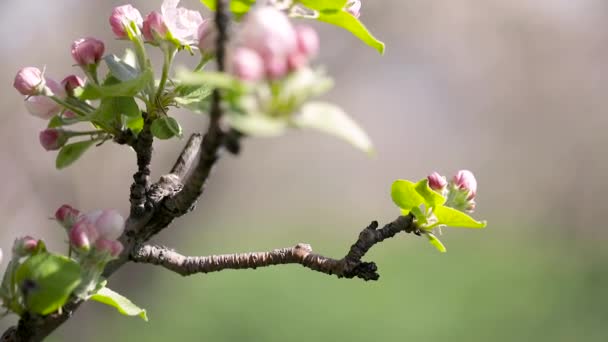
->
80, 70, 153, 100
226, 112, 288, 136
200, 0, 255, 15
426, 233, 447, 253
14, 253, 81, 315
299, 0, 348, 10
173, 85, 213, 114
151, 117, 183, 140
293, 102, 373, 153
317, 10, 385, 54
391, 180, 424, 213
104, 55, 140, 82
56, 140, 96, 169
176, 69, 251, 93
415, 179, 446, 208
433, 205, 487, 229
90, 287, 148, 321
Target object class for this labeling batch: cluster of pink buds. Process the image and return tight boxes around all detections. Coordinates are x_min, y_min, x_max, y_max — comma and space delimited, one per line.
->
57, 205, 125, 259
227, 6, 320, 81
428, 170, 478, 213
110, 1, 204, 47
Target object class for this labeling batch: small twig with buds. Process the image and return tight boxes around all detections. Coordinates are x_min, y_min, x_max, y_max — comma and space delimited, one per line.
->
132, 215, 416, 281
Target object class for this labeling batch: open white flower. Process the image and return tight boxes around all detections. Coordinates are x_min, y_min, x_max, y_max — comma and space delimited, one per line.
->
161, 0, 204, 45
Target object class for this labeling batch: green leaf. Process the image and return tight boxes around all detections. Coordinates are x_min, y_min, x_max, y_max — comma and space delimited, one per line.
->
426, 233, 447, 253
176, 69, 251, 93
124, 115, 144, 136
200, 0, 256, 14
47, 115, 64, 128
104, 55, 140, 82
90, 287, 148, 321
56, 140, 96, 169
173, 85, 213, 114
151, 117, 182, 140
391, 180, 424, 213
292, 102, 373, 153
226, 112, 288, 136
317, 10, 385, 54
299, 0, 348, 10
409, 206, 427, 225
14, 253, 81, 315
433, 205, 487, 229
415, 179, 446, 208
80, 70, 153, 100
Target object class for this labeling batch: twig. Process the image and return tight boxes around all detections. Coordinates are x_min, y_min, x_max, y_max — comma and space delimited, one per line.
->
132, 215, 417, 281
128, 113, 153, 217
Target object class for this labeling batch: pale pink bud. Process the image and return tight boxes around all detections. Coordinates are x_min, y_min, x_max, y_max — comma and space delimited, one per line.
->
24, 78, 65, 119
39, 128, 68, 151
142, 11, 169, 42
71, 37, 105, 66
428, 172, 448, 191
94, 239, 123, 258
265, 56, 289, 79
161, 0, 204, 45
14, 67, 45, 96
228, 48, 265, 82
61, 75, 85, 96
345, 0, 361, 18
240, 7, 297, 63
12, 236, 38, 256
287, 52, 308, 72
62, 110, 77, 119
453, 170, 477, 200
70, 220, 99, 251
294, 26, 319, 58
55, 204, 81, 229
197, 20, 216, 55
83, 209, 125, 240
110, 4, 144, 39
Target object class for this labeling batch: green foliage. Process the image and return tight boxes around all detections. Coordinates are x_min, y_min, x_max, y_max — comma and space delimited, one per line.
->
56, 140, 96, 169
90, 287, 148, 321
316, 9, 385, 54
391, 178, 486, 252
173, 85, 213, 114
151, 116, 183, 140
200, 0, 256, 15
292, 102, 373, 153
14, 253, 81, 315
80, 71, 153, 100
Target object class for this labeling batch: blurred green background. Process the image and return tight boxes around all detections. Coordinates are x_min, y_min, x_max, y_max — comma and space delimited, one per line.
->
1, 0, 608, 341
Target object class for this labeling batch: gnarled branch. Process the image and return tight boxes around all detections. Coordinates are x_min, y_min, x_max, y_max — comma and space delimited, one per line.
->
132, 215, 417, 281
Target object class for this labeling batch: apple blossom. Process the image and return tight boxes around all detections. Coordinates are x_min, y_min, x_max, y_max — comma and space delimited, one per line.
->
13, 67, 45, 96
109, 4, 144, 39
71, 37, 105, 66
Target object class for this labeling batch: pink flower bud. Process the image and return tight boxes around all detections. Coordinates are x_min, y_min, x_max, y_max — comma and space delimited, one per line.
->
294, 26, 319, 58
12, 236, 38, 256
197, 20, 217, 55
83, 209, 125, 240
287, 52, 308, 72
70, 220, 99, 251
55, 204, 81, 228
24, 78, 65, 119
61, 75, 85, 96
39, 128, 68, 151
428, 172, 448, 191
160, 0, 204, 45
94, 239, 123, 258
62, 110, 77, 119
71, 37, 105, 66
345, 0, 361, 18
228, 48, 265, 82
240, 7, 297, 64
453, 170, 477, 200
142, 11, 169, 43
265, 56, 289, 79
110, 4, 144, 39
14, 67, 45, 96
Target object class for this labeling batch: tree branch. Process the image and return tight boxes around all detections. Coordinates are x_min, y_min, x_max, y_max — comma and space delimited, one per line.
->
132, 215, 417, 281
128, 113, 153, 217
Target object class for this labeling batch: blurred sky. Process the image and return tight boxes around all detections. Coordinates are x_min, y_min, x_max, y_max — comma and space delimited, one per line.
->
1, 0, 608, 340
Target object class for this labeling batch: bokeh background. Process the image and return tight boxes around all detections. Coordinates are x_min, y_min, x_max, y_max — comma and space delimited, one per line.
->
1, 0, 608, 341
